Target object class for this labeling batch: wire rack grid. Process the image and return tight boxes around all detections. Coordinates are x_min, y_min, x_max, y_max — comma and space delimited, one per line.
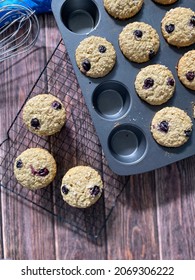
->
0, 40, 129, 239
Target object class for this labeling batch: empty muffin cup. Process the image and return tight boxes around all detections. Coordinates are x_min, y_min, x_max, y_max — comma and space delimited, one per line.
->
108, 124, 147, 164
92, 81, 130, 120
61, 0, 99, 34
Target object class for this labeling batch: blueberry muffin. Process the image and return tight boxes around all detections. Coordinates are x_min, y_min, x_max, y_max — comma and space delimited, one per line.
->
23, 94, 66, 136
103, 0, 144, 20
177, 50, 195, 90
119, 22, 160, 63
153, 0, 178, 5
135, 64, 175, 105
161, 7, 195, 47
14, 148, 57, 190
151, 107, 193, 147
60, 166, 103, 208
75, 36, 116, 78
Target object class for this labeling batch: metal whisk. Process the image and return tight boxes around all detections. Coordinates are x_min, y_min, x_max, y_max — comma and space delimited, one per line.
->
0, 1, 40, 62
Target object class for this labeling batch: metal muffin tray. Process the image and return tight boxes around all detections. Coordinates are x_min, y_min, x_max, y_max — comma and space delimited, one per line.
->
52, 0, 195, 176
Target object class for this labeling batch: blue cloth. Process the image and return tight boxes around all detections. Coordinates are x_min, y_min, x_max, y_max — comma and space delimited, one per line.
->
0, 0, 52, 14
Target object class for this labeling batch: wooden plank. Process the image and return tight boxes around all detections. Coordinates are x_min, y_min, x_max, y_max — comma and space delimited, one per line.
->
155, 159, 195, 260
0, 190, 57, 259
106, 170, 160, 259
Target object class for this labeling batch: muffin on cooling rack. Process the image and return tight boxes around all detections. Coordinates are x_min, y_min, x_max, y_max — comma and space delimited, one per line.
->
14, 148, 57, 190
22, 94, 66, 136
60, 166, 103, 208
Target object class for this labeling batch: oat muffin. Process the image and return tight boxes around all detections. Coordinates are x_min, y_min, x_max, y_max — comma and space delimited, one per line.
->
161, 7, 195, 47
60, 166, 103, 208
177, 50, 195, 90
135, 64, 175, 105
75, 36, 116, 78
153, 0, 178, 5
151, 107, 193, 147
23, 94, 66, 136
119, 22, 160, 63
14, 148, 57, 190
103, 0, 144, 20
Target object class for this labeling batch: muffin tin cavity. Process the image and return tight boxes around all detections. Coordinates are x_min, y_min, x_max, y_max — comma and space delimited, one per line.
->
61, 0, 99, 34
92, 81, 130, 120
52, 0, 195, 175
108, 124, 147, 164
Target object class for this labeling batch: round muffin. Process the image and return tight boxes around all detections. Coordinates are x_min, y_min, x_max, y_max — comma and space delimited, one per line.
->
60, 166, 103, 208
103, 0, 144, 20
177, 50, 195, 90
153, 0, 178, 4
23, 94, 66, 136
14, 148, 57, 190
75, 36, 116, 78
135, 64, 175, 105
119, 22, 160, 63
161, 7, 195, 47
151, 107, 193, 147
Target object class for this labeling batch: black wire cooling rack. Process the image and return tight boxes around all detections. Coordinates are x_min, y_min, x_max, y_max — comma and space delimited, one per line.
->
0, 40, 128, 239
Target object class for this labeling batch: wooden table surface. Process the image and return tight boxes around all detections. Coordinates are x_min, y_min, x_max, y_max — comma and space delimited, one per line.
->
0, 13, 195, 260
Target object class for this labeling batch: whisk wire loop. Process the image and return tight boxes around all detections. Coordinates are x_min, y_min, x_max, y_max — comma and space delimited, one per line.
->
0, 2, 40, 61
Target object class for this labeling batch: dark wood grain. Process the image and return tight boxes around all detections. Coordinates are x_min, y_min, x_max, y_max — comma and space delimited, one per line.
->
155, 159, 195, 260
106, 171, 160, 260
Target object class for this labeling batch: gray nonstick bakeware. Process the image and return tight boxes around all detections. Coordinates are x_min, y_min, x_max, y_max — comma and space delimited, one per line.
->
51, 0, 195, 176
